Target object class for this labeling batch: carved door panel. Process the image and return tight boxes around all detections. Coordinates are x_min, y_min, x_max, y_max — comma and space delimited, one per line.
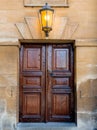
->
19, 43, 74, 122
47, 44, 74, 122
19, 44, 46, 122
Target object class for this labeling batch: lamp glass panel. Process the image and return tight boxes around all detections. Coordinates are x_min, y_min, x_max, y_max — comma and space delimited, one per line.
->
47, 10, 53, 27
41, 10, 53, 28
41, 10, 47, 27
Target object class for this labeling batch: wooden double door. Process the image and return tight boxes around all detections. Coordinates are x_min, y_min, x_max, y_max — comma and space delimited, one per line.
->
19, 42, 74, 122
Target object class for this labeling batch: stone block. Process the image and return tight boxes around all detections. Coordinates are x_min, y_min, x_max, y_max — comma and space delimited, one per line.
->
0, 0, 23, 10
0, 23, 20, 38
25, 17, 43, 39
0, 99, 6, 113
0, 88, 6, 98
6, 97, 16, 114
91, 114, 97, 128
16, 23, 32, 39
76, 47, 97, 82
6, 86, 17, 98
2, 118, 12, 130
62, 22, 79, 39
49, 17, 68, 39
2, 115, 16, 130
0, 75, 18, 87
77, 79, 97, 111
77, 113, 94, 129
0, 10, 25, 24
78, 79, 97, 98
0, 46, 19, 75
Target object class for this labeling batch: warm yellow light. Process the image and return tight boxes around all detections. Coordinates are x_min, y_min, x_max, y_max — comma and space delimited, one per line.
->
41, 10, 53, 28
39, 3, 54, 37
44, 15, 50, 21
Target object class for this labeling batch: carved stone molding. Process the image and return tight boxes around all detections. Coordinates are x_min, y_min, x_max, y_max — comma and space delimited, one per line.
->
24, 0, 69, 7
16, 16, 79, 39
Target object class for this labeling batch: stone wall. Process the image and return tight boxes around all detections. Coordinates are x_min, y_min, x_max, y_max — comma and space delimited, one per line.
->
76, 40, 97, 129
0, 43, 19, 130
0, 0, 97, 130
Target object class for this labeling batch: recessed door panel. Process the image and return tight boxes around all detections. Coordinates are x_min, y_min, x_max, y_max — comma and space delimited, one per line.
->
23, 93, 41, 115
23, 76, 41, 88
52, 77, 70, 89
53, 49, 69, 70
52, 94, 70, 115
23, 48, 41, 71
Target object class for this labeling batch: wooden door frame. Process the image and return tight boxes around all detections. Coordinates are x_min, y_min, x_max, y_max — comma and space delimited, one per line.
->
19, 39, 76, 123
19, 39, 75, 44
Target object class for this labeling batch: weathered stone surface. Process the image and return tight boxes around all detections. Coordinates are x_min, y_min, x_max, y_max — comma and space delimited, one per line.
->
0, 0, 23, 10
0, 75, 18, 87
76, 46, 97, 82
62, 22, 79, 39
2, 116, 16, 130
6, 88, 17, 114
77, 79, 97, 111
79, 79, 97, 98
6, 86, 17, 98
0, 88, 6, 98
24, 0, 68, 7
49, 17, 68, 39
77, 113, 97, 129
0, 23, 21, 38
16, 23, 32, 39
7, 98, 16, 114
2, 118, 12, 130
0, 99, 6, 113
0, 121, 1, 130
0, 46, 19, 75
25, 17, 43, 39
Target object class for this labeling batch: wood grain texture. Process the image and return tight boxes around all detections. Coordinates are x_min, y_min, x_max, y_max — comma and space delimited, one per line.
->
23, 93, 40, 115
47, 44, 74, 122
19, 44, 46, 122
19, 42, 75, 122
53, 49, 69, 70
23, 48, 41, 70
52, 94, 69, 115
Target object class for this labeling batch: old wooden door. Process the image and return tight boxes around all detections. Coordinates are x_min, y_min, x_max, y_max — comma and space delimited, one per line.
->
19, 42, 74, 122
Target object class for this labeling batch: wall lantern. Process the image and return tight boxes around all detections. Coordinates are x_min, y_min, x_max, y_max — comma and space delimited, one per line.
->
39, 3, 54, 37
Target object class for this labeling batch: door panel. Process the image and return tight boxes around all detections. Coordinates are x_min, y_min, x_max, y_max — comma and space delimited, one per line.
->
53, 49, 69, 70
23, 76, 41, 88
19, 44, 46, 122
23, 93, 41, 115
23, 48, 41, 70
20, 43, 74, 122
47, 44, 74, 122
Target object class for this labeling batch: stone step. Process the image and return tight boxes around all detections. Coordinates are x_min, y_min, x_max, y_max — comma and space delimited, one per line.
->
17, 123, 77, 130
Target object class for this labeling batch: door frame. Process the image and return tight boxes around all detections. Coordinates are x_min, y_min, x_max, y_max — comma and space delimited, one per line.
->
19, 39, 76, 123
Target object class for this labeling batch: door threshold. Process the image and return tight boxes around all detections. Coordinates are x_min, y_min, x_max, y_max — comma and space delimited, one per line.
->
17, 122, 76, 128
